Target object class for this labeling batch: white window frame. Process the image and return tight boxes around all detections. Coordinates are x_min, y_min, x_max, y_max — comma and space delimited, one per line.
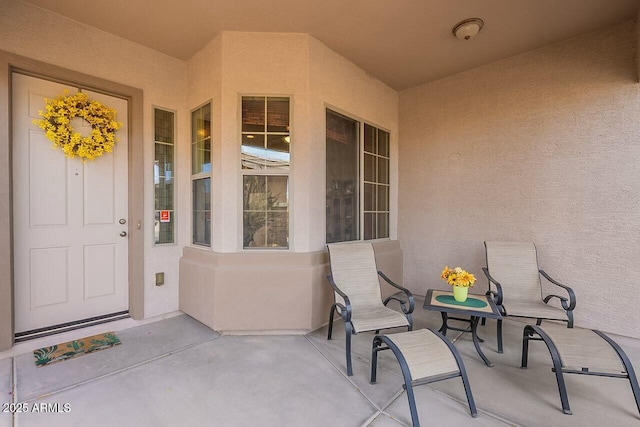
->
153, 106, 177, 246
191, 101, 212, 247
240, 94, 292, 251
361, 122, 390, 241
325, 107, 391, 243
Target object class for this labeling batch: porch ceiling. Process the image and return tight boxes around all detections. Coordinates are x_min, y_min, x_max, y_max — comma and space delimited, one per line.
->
22, 0, 639, 90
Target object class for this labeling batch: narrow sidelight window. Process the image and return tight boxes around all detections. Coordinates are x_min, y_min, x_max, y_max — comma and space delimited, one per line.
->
191, 103, 211, 246
363, 124, 390, 240
154, 108, 175, 244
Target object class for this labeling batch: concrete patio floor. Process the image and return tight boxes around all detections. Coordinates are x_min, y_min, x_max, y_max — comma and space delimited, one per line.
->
1, 296, 639, 427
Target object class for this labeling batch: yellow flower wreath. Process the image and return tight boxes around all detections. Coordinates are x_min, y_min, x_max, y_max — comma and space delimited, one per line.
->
34, 91, 123, 161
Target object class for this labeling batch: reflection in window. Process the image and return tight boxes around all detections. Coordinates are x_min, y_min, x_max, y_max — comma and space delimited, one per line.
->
191, 102, 211, 246
192, 178, 210, 246
326, 110, 358, 243
243, 175, 289, 248
241, 96, 290, 250
154, 108, 175, 244
326, 110, 391, 242
192, 103, 211, 175
241, 97, 290, 170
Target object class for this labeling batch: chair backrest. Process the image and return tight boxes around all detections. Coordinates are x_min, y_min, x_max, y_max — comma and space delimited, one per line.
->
328, 242, 383, 310
485, 241, 542, 303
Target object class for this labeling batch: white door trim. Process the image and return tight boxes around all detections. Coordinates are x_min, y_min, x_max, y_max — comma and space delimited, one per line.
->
0, 50, 145, 351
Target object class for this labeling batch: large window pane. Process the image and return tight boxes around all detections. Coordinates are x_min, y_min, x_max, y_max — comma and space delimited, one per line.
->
326, 110, 359, 243
243, 175, 289, 248
328, 114, 390, 242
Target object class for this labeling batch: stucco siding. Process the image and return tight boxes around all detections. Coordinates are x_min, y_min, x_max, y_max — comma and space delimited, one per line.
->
399, 21, 640, 338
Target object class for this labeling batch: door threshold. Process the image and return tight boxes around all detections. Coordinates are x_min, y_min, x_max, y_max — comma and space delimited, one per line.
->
15, 311, 131, 342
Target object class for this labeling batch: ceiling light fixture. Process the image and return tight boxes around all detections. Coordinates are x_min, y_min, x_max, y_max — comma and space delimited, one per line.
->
452, 18, 484, 41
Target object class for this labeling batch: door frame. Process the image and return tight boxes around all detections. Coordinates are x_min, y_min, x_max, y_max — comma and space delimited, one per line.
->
0, 50, 145, 351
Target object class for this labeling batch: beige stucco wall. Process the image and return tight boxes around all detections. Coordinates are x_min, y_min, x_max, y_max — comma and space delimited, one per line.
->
0, 0, 188, 321
179, 32, 403, 332
180, 240, 403, 333
399, 21, 640, 338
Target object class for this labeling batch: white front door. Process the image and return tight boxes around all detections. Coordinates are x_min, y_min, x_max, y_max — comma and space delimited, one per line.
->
12, 73, 129, 333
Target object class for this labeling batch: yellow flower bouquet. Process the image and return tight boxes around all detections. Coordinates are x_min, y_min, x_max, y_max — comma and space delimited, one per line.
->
441, 266, 476, 288
34, 91, 122, 161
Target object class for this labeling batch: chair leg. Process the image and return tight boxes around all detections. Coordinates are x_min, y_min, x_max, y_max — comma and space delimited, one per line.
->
327, 304, 336, 340
497, 319, 503, 353
435, 332, 477, 418
525, 325, 572, 414
521, 326, 531, 368
345, 322, 353, 376
459, 365, 477, 417
481, 317, 486, 326
593, 330, 640, 417
376, 336, 420, 427
404, 383, 420, 427
371, 336, 381, 383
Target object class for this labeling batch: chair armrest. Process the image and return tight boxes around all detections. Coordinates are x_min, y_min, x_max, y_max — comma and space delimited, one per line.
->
326, 274, 352, 322
482, 267, 503, 306
378, 271, 415, 315
539, 270, 576, 311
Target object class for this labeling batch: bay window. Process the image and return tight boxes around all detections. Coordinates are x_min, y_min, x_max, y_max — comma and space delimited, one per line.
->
326, 109, 390, 243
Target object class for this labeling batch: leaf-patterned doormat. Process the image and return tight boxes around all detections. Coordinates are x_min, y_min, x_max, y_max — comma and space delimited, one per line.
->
33, 332, 121, 367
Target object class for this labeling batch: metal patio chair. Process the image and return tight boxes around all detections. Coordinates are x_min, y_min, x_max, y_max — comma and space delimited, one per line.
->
482, 241, 576, 353
326, 242, 414, 376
